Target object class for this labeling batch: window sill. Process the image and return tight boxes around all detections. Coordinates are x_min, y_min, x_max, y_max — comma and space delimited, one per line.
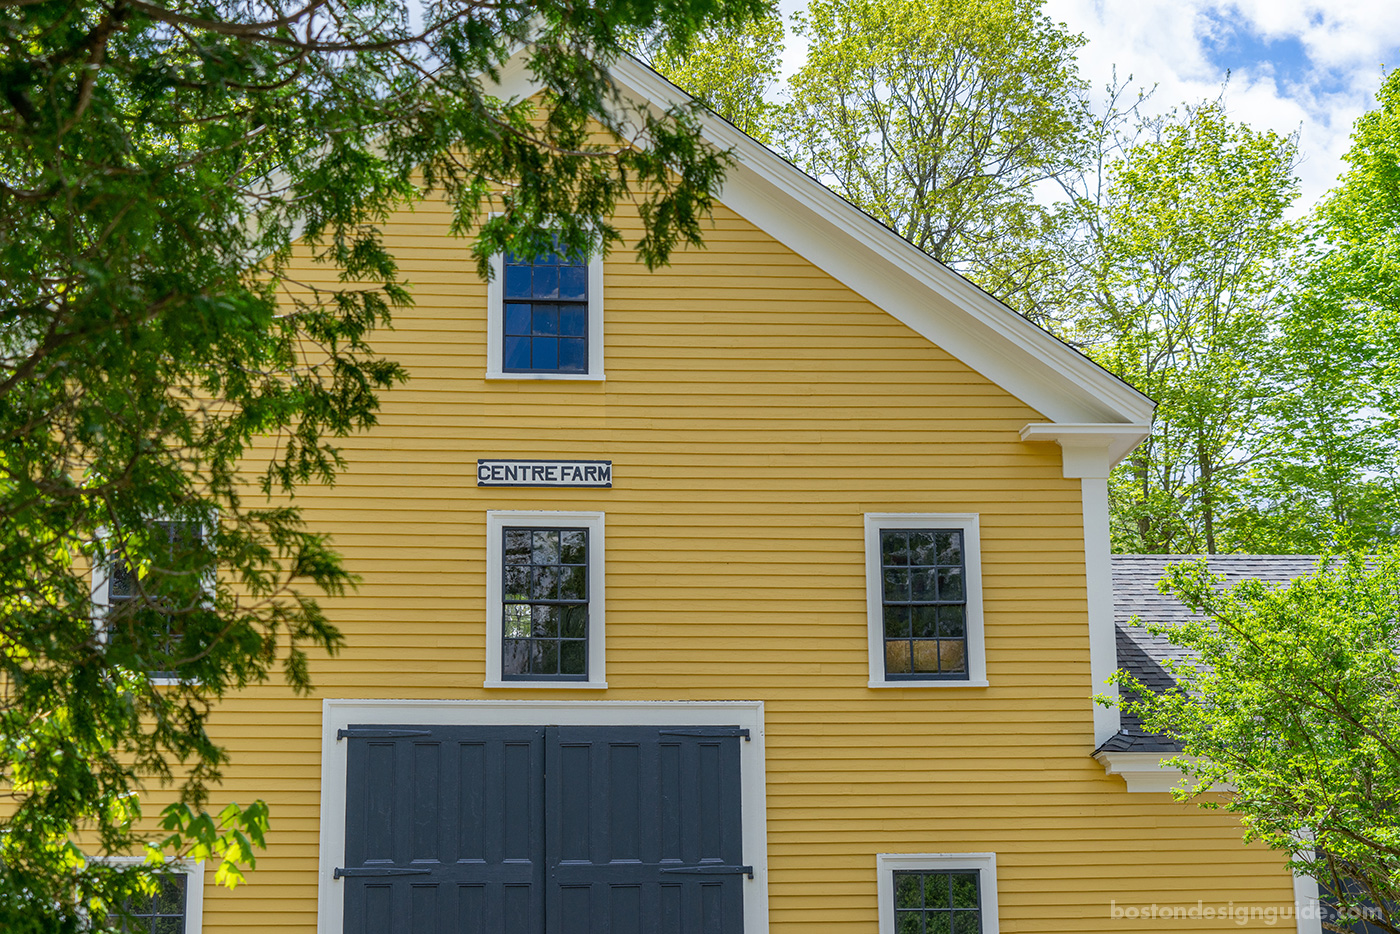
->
867, 679, 990, 689
145, 675, 192, 688
483, 680, 609, 690
484, 371, 605, 382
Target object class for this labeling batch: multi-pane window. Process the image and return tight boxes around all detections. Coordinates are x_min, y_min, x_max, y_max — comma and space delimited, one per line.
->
120, 872, 187, 934
894, 870, 982, 934
880, 529, 967, 679
501, 527, 588, 679
107, 521, 206, 679
502, 246, 589, 373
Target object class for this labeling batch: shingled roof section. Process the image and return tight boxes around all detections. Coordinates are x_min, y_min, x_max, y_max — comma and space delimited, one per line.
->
1101, 554, 1323, 755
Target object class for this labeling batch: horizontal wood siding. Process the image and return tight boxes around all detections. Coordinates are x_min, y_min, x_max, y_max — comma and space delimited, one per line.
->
190, 194, 1298, 932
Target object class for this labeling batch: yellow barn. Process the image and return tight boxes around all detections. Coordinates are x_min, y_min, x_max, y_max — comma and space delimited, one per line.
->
131, 50, 1330, 934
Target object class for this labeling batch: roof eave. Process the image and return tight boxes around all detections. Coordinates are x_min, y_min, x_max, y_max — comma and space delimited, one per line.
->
605, 55, 1157, 428
482, 49, 1156, 428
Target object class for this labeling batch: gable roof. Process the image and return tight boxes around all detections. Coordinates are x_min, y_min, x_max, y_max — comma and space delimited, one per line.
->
487, 51, 1156, 431
1102, 554, 1323, 753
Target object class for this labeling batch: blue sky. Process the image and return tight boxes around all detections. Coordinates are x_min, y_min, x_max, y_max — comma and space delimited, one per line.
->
774, 0, 1399, 211
1201, 14, 1318, 88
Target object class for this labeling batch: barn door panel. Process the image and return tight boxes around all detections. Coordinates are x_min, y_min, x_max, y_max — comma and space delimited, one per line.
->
545, 726, 747, 934
340, 725, 546, 934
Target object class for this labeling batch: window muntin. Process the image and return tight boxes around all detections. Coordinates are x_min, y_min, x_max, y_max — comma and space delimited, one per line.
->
502, 247, 588, 374
894, 870, 982, 934
880, 528, 967, 679
501, 527, 589, 680
120, 872, 188, 934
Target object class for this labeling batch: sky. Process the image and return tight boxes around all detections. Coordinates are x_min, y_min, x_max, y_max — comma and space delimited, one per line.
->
773, 0, 1399, 211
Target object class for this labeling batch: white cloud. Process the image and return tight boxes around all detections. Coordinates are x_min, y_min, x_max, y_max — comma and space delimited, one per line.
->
1043, 0, 1399, 208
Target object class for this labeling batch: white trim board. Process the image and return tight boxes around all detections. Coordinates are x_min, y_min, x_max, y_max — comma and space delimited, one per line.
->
482, 50, 1154, 428
1079, 478, 1119, 746
316, 699, 769, 934
1092, 750, 1189, 793
1014, 427, 1141, 745
1018, 422, 1152, 476
1293, 869, 1322, 934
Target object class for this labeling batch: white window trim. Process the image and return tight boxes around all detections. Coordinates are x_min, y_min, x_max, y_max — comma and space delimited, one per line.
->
877, 852, 999, 934
94, 856, 205, 932
484, 248, 605, 380
484, 510, 606, 689
316, 698, 769, 934
864, 513, 988, 688
91, 518, 216, 687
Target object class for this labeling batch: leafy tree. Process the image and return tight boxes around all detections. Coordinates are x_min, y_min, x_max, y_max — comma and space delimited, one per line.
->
1222, 285, 1400, 553
1053, 101, 1300, 554
1116, 552, 1400, 933
635, 10, 785, 144
780, 0, 1090, 308
0, 0, 761, 928
1225, 67, 1400, 552
1315, 67, 1400, 332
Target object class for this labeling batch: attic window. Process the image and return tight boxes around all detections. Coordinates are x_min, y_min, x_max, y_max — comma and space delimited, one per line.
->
486, 239, 604, 380
502, 248, 589, 373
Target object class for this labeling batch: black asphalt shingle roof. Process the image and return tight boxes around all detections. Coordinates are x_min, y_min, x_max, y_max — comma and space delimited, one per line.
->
1102, 554, 1323, 755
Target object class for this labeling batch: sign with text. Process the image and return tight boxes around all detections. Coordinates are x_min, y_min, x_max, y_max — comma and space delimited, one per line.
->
476, 459, 612, 488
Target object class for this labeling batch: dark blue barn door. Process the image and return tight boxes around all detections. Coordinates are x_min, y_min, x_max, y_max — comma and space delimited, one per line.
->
340, 725, 547, 934
547, 726, 747, 934
340, 724, 747, 934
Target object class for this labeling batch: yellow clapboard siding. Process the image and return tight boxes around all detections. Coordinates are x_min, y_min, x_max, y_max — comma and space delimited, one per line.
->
183, 189, 1298, 934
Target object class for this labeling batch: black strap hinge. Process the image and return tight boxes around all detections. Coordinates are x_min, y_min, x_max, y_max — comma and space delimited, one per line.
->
659, 864, 754, 879
337, 728, 434, 741
334, 866, 433, 879
657, 727, 751, 741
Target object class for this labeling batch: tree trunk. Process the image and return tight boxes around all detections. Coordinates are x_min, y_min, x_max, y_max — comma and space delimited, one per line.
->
1199, 438, 1216, 554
